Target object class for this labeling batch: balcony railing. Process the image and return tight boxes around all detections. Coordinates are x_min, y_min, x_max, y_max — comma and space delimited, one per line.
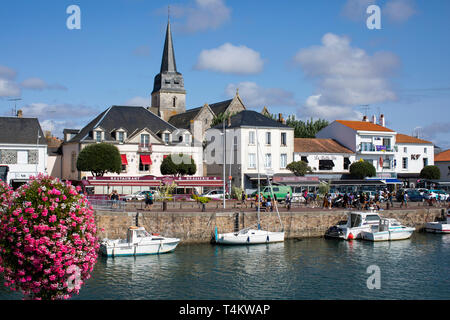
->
358, 144, 395, 153
138, 143, 152, 152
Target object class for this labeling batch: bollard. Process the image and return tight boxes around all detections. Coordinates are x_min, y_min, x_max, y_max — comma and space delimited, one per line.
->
163, 201, 167, 211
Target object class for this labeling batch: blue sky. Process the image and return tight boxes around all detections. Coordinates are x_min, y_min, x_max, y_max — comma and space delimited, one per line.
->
0, 0, 449, 149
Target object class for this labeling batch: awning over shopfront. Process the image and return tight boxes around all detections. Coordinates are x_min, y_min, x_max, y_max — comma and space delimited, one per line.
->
121, 154, 128, 165
140, 155, 152, 165
245, 174, 272, 181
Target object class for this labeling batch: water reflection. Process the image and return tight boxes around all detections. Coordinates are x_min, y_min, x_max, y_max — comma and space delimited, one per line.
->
0, 233, 448, 300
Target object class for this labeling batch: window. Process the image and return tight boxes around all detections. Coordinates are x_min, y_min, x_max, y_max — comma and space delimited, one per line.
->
249, 131, 255, 145
280, 154, 287, 169
404, 147, 408, 153
185, 134, 190, 144
117, 131, 124, 142
164, 133, 170, 144
172, 96, 177, 108
248, 153, 256, 169
319, 160, 335, 171
141, 134, 150, 147
281, 132, 287, 146
423, 158, 428, 167
121, 164, 127, 172
264, 153, 272, 168
265, 132, 271, 145
424, 147, 427, 153
71, 152, 76, 173
402, 157, 408, 169
95, 131, 102, 142
344, 157, 351, 170
301, 156, 308, 163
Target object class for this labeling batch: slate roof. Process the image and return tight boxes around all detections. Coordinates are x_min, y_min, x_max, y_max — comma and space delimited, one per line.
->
168, 99, 233, 129
67, 106, 176, 143
396, 133, 433, 144
0, 117, 47, 145
435, 150, 450, 162
336, 120, 395, 132
294, 138, 354, 154
212, 110, 292, 129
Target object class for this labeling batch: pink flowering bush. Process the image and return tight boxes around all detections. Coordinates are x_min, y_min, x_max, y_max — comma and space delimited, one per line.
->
0, 174, 99, 300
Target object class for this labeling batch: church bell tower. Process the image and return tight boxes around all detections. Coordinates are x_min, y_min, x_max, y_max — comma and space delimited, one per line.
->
150, 20, 186, 122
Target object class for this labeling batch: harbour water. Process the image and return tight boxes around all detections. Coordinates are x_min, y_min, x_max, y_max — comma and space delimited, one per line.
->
1, 233, 449, 300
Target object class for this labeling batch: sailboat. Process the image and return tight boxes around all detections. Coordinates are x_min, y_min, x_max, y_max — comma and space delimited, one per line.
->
214, 128, 285, 245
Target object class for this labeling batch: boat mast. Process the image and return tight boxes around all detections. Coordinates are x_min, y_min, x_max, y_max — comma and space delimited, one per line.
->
256, 128, 261, 229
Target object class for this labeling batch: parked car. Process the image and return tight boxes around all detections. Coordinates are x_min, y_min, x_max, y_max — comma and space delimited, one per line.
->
424, 190, 449, 201
395, 189, 424, 202
417, 188, 428, 196
122, 191, 153, 202
201, 189, 226, 200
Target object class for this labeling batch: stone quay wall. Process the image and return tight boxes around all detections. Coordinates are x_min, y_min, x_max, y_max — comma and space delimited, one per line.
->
95, 207, 447, 243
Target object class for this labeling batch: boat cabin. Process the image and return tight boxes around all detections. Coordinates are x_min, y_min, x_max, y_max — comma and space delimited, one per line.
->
347, 212, 380, 228
378, 218, 401, 232
127, 227, 151, 244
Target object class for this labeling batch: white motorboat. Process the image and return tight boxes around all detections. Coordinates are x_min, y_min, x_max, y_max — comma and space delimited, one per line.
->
100, 226, 180, 257
215, 227, 284, 245
361, 218, 415, 241
325, 211, 381, 240
425, 209, 450, 234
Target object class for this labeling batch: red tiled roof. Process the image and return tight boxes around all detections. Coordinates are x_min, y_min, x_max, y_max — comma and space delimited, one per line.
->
336, 120, 394, 132
435, 150, 450, 162
294, 138, 354, 154
396, 133, 432, 145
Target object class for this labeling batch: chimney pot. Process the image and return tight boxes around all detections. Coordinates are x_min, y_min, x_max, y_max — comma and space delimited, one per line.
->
17, 109, 23, 118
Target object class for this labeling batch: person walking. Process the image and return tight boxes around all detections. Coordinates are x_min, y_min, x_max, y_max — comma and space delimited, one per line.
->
241, 190, 247, 208
303, 189, 308, 206
144, 191, 153, 210
285, 192, 292, 211
267, 195, 273, 212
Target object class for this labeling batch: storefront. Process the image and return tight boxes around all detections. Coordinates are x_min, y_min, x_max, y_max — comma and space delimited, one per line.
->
86, 175, 224, 196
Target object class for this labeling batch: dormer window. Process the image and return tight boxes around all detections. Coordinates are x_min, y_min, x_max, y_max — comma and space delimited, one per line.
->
164, 133, 170, 144
140, 134, 150, 148
185, 134, 190, 144
95, 131, 102, 142
117, 131, 124, 143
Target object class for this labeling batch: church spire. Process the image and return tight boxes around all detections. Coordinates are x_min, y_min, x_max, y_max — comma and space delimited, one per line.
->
160, 20, 177, 73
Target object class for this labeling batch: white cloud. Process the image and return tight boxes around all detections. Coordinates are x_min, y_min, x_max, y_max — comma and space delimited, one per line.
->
0, 65, 20, 97
299, 95, 363, 121
293, 33, 399, 119
225, 82, 296, 109
384, 0, 416, 23
0, 78, 21, 97
170, 0, 231, 33
124, 96, 150, 107
196, 43, 264, 75
20, 78, 67, 91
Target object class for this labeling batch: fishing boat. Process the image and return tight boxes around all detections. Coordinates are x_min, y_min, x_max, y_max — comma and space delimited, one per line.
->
100, 226, 180, 257
325, 211, 381, 240
214, 128, 285, 245
425, 209, 450, 233
361, 218, 415, 241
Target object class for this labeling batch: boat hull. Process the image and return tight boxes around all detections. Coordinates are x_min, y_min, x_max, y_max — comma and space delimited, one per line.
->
325, 226, 373, 240
100, 238, 180, 257
361, 228, 415, 241
216, 230, 284, 245
425, 222, 450, 234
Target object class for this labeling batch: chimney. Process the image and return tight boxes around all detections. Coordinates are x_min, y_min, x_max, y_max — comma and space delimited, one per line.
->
362, 115, 368, 122
278, 113, 285, 124
372, 114, 377, 124
379, 114, 385, 127
17, 109, 23, 118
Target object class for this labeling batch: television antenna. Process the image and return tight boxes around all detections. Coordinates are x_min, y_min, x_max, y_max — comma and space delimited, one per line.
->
359, 104, 370, 117
7, 98, 21, 116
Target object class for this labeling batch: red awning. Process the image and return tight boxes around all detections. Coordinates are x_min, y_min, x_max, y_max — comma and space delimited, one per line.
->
121, 154, 128, 165
140, 155, 152, 165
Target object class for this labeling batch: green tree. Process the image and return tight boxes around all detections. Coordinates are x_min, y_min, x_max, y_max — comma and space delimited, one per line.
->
285, 115, 329, 138
286, 161, 312, 176
349, 161, 376, 179
76, 143, 122, 177
420, 165, 441, 180
160, 154, 197, 177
